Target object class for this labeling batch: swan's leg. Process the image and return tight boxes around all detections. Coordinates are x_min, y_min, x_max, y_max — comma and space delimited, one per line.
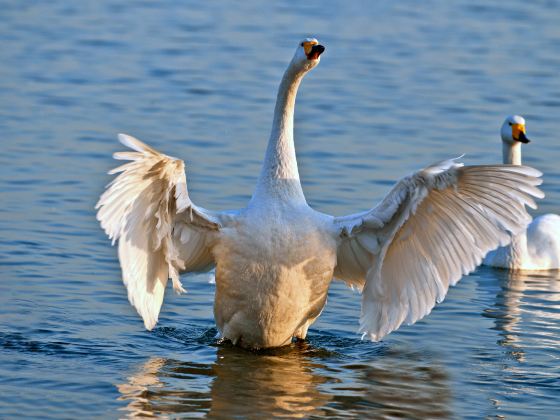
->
294, 297, 327, 340
294, 320, 312, 340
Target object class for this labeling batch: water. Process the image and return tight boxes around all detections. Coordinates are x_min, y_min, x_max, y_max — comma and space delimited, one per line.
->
1, 0, 560, 418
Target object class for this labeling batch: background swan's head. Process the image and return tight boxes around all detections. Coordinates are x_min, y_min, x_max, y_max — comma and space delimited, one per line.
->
290, 38, 325, 72
501, 115, 530, 145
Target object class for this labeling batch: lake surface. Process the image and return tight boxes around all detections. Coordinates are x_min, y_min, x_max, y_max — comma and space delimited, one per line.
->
1, 0, 560, 418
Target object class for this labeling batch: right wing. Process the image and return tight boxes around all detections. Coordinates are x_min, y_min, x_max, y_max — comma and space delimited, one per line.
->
96, 134, 229, 330
333, 159, 543, 340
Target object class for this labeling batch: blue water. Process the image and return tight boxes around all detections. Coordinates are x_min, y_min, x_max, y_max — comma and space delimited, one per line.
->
1, 1, 560, 418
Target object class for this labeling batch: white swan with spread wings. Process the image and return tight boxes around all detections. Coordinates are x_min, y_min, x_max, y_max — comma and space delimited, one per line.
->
97, 39, 543, 348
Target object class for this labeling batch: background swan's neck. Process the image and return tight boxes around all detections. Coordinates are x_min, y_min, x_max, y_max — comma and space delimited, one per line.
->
503, 142, 522, 165
253, 64, 306, 202
499, 141, 529, 266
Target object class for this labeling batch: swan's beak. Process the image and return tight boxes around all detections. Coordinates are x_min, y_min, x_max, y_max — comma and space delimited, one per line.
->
306, 44, 325, 60
512, 124, 530, 143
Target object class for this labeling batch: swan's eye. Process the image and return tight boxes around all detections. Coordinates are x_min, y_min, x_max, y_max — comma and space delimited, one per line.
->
508, 122, 513, 126
300, 42, 304, 47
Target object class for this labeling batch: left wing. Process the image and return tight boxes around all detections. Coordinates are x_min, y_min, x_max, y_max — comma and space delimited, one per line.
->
96, 134, 227, 330
333, 158, 544, 340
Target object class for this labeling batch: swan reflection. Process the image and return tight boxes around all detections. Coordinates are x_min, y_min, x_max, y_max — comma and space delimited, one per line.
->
483, 268, 560, 362
117, 343, 332, 418
117, 339, 451, 418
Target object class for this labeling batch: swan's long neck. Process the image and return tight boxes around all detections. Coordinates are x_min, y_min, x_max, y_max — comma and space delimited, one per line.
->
252, 63, 306, 203
502, 142, 522, 165
501, 140, 528, 265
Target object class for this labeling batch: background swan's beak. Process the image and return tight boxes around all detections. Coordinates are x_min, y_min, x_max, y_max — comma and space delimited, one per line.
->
307, 44, 325, 60
512, 124, 530, 143
517, 131, 530, 143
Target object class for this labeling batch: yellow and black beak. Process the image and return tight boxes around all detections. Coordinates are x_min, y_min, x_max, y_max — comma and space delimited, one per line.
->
512, 123, 530, 143
303, 41, 325, 60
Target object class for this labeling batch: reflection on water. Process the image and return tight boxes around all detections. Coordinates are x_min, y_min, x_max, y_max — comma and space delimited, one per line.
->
117, 358, 168, 418
477, 268, 560, 416
117, 340, 451, 418
324, 349, 452, 419
209, 344, 332, 418
484, 269, 560, 363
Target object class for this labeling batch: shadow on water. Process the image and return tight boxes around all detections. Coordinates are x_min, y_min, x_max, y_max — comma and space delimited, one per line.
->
116, 331, 452, 419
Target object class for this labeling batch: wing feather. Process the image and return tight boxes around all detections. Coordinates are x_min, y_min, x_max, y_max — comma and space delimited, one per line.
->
334, 160, 543, 341
96, 134, 224, 330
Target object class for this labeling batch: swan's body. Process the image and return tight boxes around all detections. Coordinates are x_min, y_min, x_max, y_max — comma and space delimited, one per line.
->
214, 201, 335, 347
483, 116, 560, 270
97, 40, 544, 349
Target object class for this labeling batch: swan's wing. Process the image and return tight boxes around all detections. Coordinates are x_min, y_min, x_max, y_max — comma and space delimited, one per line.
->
333, 158, 543, 340
96, 134, 227, 330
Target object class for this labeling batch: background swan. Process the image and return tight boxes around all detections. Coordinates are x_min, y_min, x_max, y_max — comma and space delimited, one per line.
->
97, 39, 543, 349
483, 115, 560, 270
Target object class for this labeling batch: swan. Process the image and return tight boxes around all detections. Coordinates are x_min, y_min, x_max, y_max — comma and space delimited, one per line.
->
96, 38, 544, 348
483, 115, 560, 270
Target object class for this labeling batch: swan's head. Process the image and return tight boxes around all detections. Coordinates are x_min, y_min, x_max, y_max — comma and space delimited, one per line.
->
501, 115, 530, 145
290, 38, 325, 72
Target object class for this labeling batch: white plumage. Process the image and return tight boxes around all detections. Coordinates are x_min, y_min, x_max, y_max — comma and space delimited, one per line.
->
96, 39, 543, 348
483, 115, 560, 270
96, 133, 221, 329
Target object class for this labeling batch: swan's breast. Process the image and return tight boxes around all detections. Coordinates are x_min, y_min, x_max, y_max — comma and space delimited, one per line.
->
212, 206, 336, 348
